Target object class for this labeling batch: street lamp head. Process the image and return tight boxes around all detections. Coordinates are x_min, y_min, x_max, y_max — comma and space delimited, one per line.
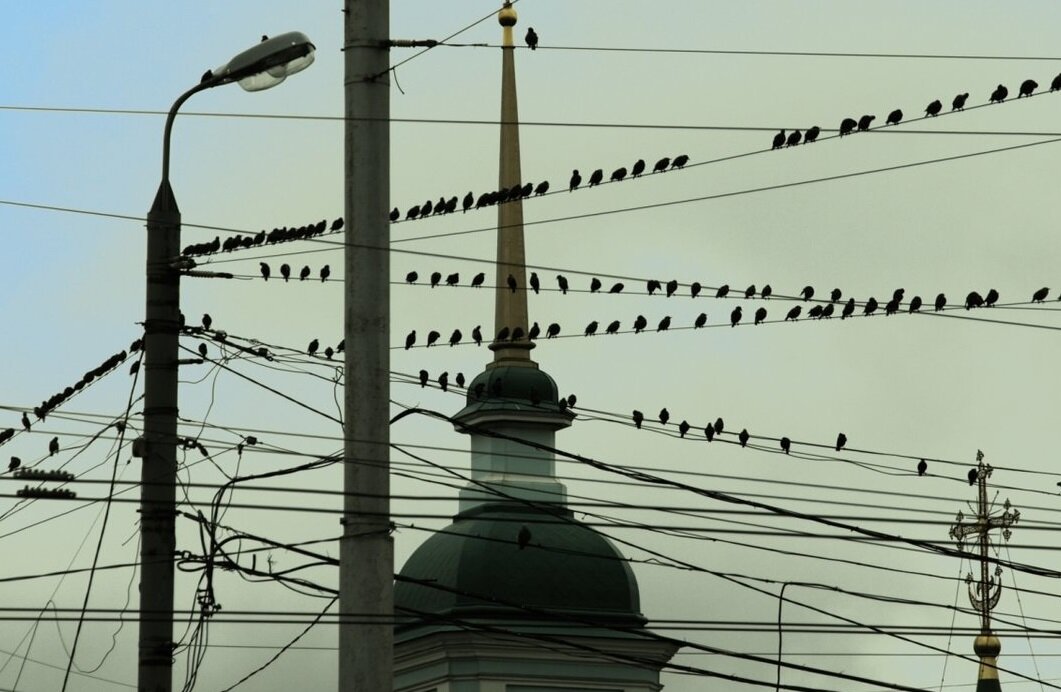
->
212, 31, 316, 92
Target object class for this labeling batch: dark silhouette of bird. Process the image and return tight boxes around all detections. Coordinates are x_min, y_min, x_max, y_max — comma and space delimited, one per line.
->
808, 305, 823, 319
430, 271, 442, 288
471, 272, 485, 288
533, 181, 549, 197
507, 274, 517, 293
892, 288, 905, 303
546, 323, 560, 338
528, 272, 540, 294
674, 419, 690, 438
691, 282, 702, 298
968, 467, 978, 486
785, 305, 801, 321
657, 315, 671, 332
754, 307, 767, 325
280, 264, 291, 282
496, 326, 510, 342
320, 265, 331, 282
836, 432, 847, 452
426, 330, 440, 347
525, 27, 538, 50
605, 320, 620, 335
925, 99, 942, 117
823, 303, 837, 318
804, 126, 821, 143
444, 272, 459, 288
985, 288, 999, 307
406, 271, 418, 284
990, 84, 1008, 103
198, 342, 208, 358
1019, 79, 1037, 97
780, 437, 791, 454
672, 154, 689, 169
653, 157, 670, 173
517, 525, 532, 550
48, 436, 59, 456
965, 291, 984, 309
437, 371, 448, 392
666, 279, 678, 297
631, 159, 646, 177
584, 321, 598, 336
557, 275, 569, 294
704, 425, 715, 442
199, 313, 212, 331
456, 372, 465, 388
609, 283, 624, 294
404, 330, 416, 350
743, 285, 756, 299
569, 170, 581, 191
917, 459, 927, 476
659, 408, 669, 425
839, 117, 858, 136
909, 295, 923, 312
405, 205, 419, 220
829, 288, 842, 303
841, 298, 855, 319
418, 369, 429, 387
298, 265, 311, 281
738, 429, 750, 447
21, 412, 30, 431
800, 285, 814, 301
633, 315, 648, 333
588, 169, 604, 186
863, 297, 878, 315
1032, 287, 1049, 302
886, 109, 903, 125
857, 114, 875, 131
761, 284, 772, 299
590, 277, 602, 293
307, 339, 319, 356
260, 262, 271, 281
528, 322, 540, 340
716, 284, 730, 299
694, 312, 707, 329
952, 92, 969, 111
420, 200, 433, 217
472, 325, 483, 346
130, 361, 140, 376
610, 167, 628, 182
786, 130, 802, 147
632, 410, 644, 428
885, 298, 899, 315
935, 293, 946, 311
389, 207, 400, 222
730, 306, 742, 327
713, 417, 724, 435
647, 279, 662, 296
8, 456, 20, 472
772, 129, 786, 149
462, 192, 474, 212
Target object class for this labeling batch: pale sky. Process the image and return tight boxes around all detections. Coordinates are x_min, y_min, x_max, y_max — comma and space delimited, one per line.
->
3, 2, 1061, 690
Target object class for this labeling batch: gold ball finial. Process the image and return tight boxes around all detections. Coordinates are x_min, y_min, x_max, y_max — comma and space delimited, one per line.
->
499, 1, 517, 27
974, 634, 1001, 658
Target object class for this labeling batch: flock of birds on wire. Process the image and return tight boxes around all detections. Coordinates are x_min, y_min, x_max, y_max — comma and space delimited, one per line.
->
769, 74, 1061, 149
180, 218, 343, 259
390, 154, 690, 223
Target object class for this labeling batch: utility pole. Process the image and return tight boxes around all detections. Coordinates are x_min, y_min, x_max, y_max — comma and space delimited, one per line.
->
949, 450, 1020, 692
341, 1, 393, 690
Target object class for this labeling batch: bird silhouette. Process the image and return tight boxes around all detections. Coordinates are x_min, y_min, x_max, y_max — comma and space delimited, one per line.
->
841, 299, 855, 319
21, 413, 29, 431
430, 272, 442, 288
438, 372, 448, 392
917, 459, 927, 476
8, 456, 20, 472
823, 303, 838, 318
934, 293, 946, 311
886, 109, 903, 125
885, 298, 899, 315
632, 410, 644, 428
609, 283, 624, 294
280, 264, 291, 282
730, 306, 742, 327
426, 330, 440, 347
925, 99, 942, 117
744, 285, 756, 299
200, 313, 212, 331
653, 157, 670, 173
389, 207, 400, 222
569, 170, 582, 191
260, 262, 271, 281
892, 288, 905, 303
584, 321, 598, 336
525, 27, 538, 50
1019, 79, 1037, 97
404, 331, 416, 350
836, 432, 847, 452
863, 297, 878, 315
420, 200, 433, 217
780, 437, 791, 454
462, 192, 474, 212
49, 437, 59, 456
738, 429, 750, 447
984, 288, 999, 307
445, 273, 459, 287
772, 129, 786, 149
754, 307, 767, 325
557, 275, 569, 294
761, 284, 772, 299
198, 342, 208, 358
307, 339, 319, 355
715, 284, 729, 299
456, 372, 465, 388
610, 167, 628, 182
546, 323, 561, 338
694, 312, 707, 329
472, 325, 483, 346
785, 305, 801, 321
647, 279, 662, 296
965, 291, 984, 309
590, 277, 602, 293
588, 169, 604, 186
507, 274, 517, 293
633, 315, 648, 333
666, 279, 678, 297
1032, 287, 1049, 302
319, 265, 330, 282
672, 154, 689, 169
676, 420, 690, 438
714, 417, 725, 434
909, 295, 923, 312
691, 282, 702, 298
406, 271, 418, 284
952, 93, 969, 111
657, 315, 671, 332
299, 266, 311, 281
829, 288, 842, 303
786, 130, 802, 147
800, 285, 814, 301
496, 326, 511, 342
419, 369, 429, 387
659, 408, 670, 425
808, 305, 823, 319
631, 159, 646, 177
529, 272, 540, 294
857, 114, 875, 131
839, 117, 857, 135
968, 468, 978, 486
989, 84, 1008, 103
471, 272, 485, 288
517, 525, 532, 549
528, 322, 540, 340
605, 320, 620, 335
704, 425, 715, 442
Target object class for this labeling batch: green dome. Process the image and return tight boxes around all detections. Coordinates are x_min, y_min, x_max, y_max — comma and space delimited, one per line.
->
455, 365, 574, 423
395, 504, 645, 635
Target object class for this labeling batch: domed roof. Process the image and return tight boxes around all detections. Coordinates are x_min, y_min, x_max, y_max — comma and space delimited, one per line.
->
454, 365, 573, 424
395, 504, 645, 636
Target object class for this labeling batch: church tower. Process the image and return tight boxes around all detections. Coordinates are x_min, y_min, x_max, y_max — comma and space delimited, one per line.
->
393, 4, 678, 690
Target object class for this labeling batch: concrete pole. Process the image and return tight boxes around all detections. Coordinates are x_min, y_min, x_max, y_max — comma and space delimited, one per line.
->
341, 1, 393, 690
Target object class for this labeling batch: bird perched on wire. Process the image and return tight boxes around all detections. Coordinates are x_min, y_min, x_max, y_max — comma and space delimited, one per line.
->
839, 117, 857, 136
917, 459, 928, 476
771, 130, 786, 150
299, 265, 311, 281
307, 339, 319, 355
426, 330, 440, 347
584, 321, 598, 337
678, 420, 690, 438
569, 170, 581, 191
507, 274, 517, 293
260, 262, 271, 281
808, 305, 823, 319
909, 295, 923, 312
280, 264, 291, 282
418, 369, 429, 387
968, 468, 978, 486
952, 93, 969, 111
804, 126, 820, 143
496, 326, 511, 342
1019, 79, 1037, 97
785, 305, 801, 321
857, 114, 875, 131
800, 285, 814, 301
984, 288, 999, 307
653, 157, 670, 173
836, 432, 847, 452
49, 436, 59, 456
965, 291, 984, 309
694, 313, 707, 328
445, 272, 459, 287
430, 272, 442, 288
455, 372, 465, 388
632, 410, 644, 429
659, 408, 669, 425
438, 372, 449, 392
320, 265, 331, 282
590, 277, 602, 293
546, 323, 560, 338
588, 169, 604, 186
786, 130, 802, 147
657, 315, 671, 332
863, 297, 878, 315
730, 306, 742, 327
21, 413, 30, 431
610, 167, 628, 182
404, 330, 416, 350
609, 283, 624, 294
666, 280, 678, 297
534, 181, 549, 196
925, 99, 942, 116
1032, 287, 1049, 302
738, 429, 750, 447
389, 207, 400, 222
989, 84, 1008, 103
406, 271, 418, 284
525, 27, 538, 50
715, 284, 729, 299
780, 437, 791, 454
690, 282, 702, 298
472, 325, 483, 346
754, 307, 767, 325
633, 315, 648, 333
8, 457, 20, 472
198, 343, 208, 358
631, 159, 646, 177
605, 320, 620, 335
528, 322, 540, 340
886, 109, 903, 125
647, 279, 662, 296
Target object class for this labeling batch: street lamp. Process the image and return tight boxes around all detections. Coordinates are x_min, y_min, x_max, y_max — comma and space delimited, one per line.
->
139, 31, 314, 692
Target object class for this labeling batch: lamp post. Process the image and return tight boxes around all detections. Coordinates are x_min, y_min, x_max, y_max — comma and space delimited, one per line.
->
140, 32, 314, 692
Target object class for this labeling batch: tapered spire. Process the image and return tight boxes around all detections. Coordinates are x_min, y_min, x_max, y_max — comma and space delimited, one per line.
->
489, 0, 535, 365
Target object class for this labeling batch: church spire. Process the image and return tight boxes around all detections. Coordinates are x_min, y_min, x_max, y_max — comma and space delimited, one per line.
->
489, 0, 535, 366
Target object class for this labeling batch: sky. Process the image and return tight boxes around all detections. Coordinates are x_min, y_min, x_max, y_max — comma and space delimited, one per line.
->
2, 1, 1061, 690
